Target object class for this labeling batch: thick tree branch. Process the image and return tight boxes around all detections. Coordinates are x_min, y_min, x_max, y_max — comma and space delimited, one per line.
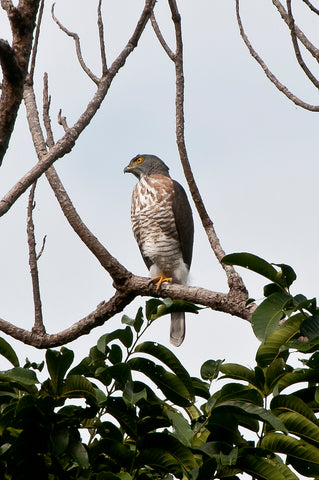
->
0, 277, 253, 349
0, 0, 40, 164
0, 0, 157, 217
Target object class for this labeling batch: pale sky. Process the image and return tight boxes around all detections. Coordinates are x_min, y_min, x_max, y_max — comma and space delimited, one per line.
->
1, 0, 318, 394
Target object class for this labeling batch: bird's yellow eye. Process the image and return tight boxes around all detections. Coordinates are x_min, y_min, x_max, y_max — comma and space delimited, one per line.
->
136, 156, 143, 164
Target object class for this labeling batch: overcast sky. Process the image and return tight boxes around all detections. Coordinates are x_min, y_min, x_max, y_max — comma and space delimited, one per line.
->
1, 0, 319, 392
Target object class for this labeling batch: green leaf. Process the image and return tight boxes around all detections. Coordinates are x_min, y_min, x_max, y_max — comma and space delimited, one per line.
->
148, 297, 201, 321
166, 409, 194, 447
123, 380, 147, 407
252, 292, 292, 342
274, 368, 319, 395
299, 314, 319, 341
261, 432, 319, 464
0, 337, 19, 367
201, 359, 224, 381
256, 314, 304, 367
105, 396, 138, 438
270, 394, 318, 423
236, 454, 288, 480
273, 264, 297, 289
68, 439, 89, 469
264, 358, 288, 392
278, 411, 319, 446
0, 367, 38, 386
138, 432, 196, 472
135, 342, 194, 397
213, 383, 263, 407
97, 327, 133, 353
122, 306, 144, 333
219, 363, 259, 388
222, 253, 288, 288
46, 348, 74, 394
216, 400, 287, 433
128, 357, 192, 407
61, 375, 97, 403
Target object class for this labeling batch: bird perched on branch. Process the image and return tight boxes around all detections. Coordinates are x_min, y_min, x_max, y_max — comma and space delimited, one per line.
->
124, 154, 194, 346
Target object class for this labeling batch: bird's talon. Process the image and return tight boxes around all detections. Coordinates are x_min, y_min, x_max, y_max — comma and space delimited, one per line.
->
151, 274, 172, 290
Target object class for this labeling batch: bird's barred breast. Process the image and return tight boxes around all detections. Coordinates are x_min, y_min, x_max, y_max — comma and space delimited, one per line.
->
131, 175, 182, 274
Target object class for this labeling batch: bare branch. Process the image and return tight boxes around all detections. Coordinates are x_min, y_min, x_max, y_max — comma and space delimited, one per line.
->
43, 73, 55, 147
36, 235, 47, 261
0, 0, 157, 217
150, 13, 175, 60
58, 109, 69, 131
287, 0, 319, 89
98, 0, 108, 75
236, 0, 319, 111
156, 0, 247, 296
0, 277, 253, 349
51, 3, 100, 85
302, 0, 319, 15
27, 182, 45, 335
29, 0, 44, 83
272, 0, 319, 61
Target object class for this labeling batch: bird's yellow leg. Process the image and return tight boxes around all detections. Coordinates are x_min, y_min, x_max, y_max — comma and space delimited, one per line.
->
151, 272, 172, 290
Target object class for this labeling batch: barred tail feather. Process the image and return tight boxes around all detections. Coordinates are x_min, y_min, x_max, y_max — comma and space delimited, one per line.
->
170, 312, 185, 347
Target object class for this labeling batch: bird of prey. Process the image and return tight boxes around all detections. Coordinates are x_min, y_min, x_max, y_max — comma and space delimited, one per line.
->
124, 154, 194, 346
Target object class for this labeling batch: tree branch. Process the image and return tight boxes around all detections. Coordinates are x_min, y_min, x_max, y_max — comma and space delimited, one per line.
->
97, 0, 108, 75
236, 0, 319, 111
0, 0, 40, 164
0, 0, 157, 216
27, 182, 45, 335
51, 4, 100, 85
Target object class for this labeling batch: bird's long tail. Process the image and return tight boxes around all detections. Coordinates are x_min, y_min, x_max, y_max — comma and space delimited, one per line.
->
170, 312, 185, 347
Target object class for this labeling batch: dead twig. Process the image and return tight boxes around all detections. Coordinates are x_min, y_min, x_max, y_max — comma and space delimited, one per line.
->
27, 182, 46, 335
97, 0, 108, 76
236, 0, 319, 111
51, 3, 100, 85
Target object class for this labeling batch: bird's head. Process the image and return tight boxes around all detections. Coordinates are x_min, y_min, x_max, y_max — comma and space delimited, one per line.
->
124, 154, 170, 180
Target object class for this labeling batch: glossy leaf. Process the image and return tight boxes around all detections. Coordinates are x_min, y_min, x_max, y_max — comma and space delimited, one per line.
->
271, 394, 318, 423
0, 367, 38, 386
222, 253, 289, 288
274, 368, 319, 395
68, 439, 89, 469
147, 297, 201, 321
135, 342, 194, 397
261, 432, 319, 465
166, 409, 194, 447
201, 359, 224, 381
256, 314, 304, 367
97, 327, 133, 353
216, 400, 287, 433
278, 411, 319, 446
61, 375, 97, 403
219, 363, 259, 389
252, 292, 292, 342
236, 454, 288, 480
299, 314, 319, 341
123, 380, 147, 407
46, 348, 74, 394
0, 337, 19, 367
128, 357, 192, 407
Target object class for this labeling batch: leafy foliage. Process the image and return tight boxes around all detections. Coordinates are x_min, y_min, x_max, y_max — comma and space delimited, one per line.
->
1, 275, 319, 479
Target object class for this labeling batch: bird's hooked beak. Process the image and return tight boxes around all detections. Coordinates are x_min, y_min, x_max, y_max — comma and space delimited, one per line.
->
124, 165, 131, 174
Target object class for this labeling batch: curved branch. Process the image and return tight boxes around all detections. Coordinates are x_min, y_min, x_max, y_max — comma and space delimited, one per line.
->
0, 276, 253, 349
51, 3, 100, 85
287, 0, 319, 89
272, 0, 319, 61
150, 13, 175, 60
0, 0, 157, 217
236, 0, 319, 111
302, 0, 319, 15
161, 0, 248, 296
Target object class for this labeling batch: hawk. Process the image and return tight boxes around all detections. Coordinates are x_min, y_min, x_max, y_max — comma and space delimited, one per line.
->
124, 154, 194, 347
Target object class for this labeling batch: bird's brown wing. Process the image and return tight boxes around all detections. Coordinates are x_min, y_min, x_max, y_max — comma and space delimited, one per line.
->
172, 180, 194, 269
